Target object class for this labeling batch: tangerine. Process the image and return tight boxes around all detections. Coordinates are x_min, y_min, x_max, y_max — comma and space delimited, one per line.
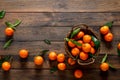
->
100, 62, 109, 71
57, 53, 65, 62
48, 51, 57, 61
82, 43, 91, 53
71, 47, 80, 56
57, 63, 66, 71
83, 35, 91, 43
74, 69, 83, 78
5, 27, 14, 36
2, 62, 11, 71
34, 56, 44, 65
100, 26, 109, 35
19, 49, 28, 58
104, 32, 113, 42
79, 52, 88, 60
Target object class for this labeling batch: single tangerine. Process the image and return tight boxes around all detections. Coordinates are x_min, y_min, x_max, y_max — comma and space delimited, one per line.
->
71, 47, 80, 56
83, 34, 92, 43
48, 51, 57, 61
77, 40, 83, 49
77, 31, 85, 39
104, 32, 113, 42
82, 43, 91, 53
2, 61, 11, 71
90, 41, 95, 47
68, 40, 75, 48
34, 56, 44, 65
117, 43, 120, 50
19, 49, 28, 58
74, 69, 83, 78
57, 63, 66, 71
90, 47, 96, 54
57, 53, 65, 62
100, 62, 109, 71
68, 57, 76, 65
5, 27, 14, 36
100, 26, 109, 35
79, 52, 88, 60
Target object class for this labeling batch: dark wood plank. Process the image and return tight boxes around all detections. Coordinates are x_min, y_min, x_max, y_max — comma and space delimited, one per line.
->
0, 0, 120, 12
0, 69, 120, 80
0, 0, 55, 12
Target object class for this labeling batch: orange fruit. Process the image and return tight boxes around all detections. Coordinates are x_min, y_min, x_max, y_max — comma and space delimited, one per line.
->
34, 56, 44, 65
117, 43, 120, 50
71, 47, 80, 56
77, 40, 83, 49
90, 41, 95, 47
90, 47, 96, 54
19, 49, 28, 58
68, 57, 76, 65
2, 62, 11, 71
74, 69, 83, 78
68, 40, 75, 48
57, 63, 66, 71
100, 26, 109, 35
5, 27, 14, 36
100, 62, 109, 71
82, 43, 91, 53
57, 53, 65, 62
104, 32, 113, 42
83, 35, 91, 43
79, 52, 88, 60
77, 31, 84, 39
48, 51, 57, 61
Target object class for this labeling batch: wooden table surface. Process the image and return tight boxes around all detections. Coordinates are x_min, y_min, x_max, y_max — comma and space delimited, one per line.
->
0, 0, 120, 80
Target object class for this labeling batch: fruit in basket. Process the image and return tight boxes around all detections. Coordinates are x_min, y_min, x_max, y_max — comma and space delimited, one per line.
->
48, 51, 57, 61
19, 49, 29, 58
74, 69, 83, 78
71, 47, 80, 56
2, 61, 11, 71
57, 53, 65, 62
79, 52, 88, 61
83, 34, 91, 43
68, 40, 76, 48
34, 56, 44, 65
65, 24, 100, 65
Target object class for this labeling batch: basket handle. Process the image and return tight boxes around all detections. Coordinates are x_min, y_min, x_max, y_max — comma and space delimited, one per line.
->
77, 58, 95, 65
71, 24, 89, 31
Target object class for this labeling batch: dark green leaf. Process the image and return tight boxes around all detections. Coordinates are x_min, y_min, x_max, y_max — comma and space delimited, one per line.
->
101, 54, 107, 63
3, 39, 13, 49
107, 62, 116, 70
3, 55, 11, 61
50, 67, 58, 73
44, 39, 51, 45
88, 53, 95, 58
91, 36, 100, 49
65, 38, 82, 46
13, 20, 21, 27
0, 10, 6, 19
70, 28, 80, 38
104, 21, 114, 28
40, 49, 49, 56
117, 49, 120, 56
5, 22, 16, 30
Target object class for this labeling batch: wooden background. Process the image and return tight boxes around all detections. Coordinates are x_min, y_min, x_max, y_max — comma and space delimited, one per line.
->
0, 0, 120, 80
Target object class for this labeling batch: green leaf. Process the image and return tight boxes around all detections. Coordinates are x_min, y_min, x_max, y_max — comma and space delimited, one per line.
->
50, 67, 58, 73
0, 10, 6, 19
104, 21, 114, 28
117, 49, 120, 56
88, 53, 95, 58
13, 20, 21, 27
40, 49, 49, 56
91, 36, 100, 49
3, 39, 13, 49
101, 54, 107, 63
65, 38, 82, 46
70, 28, 80, 38
44, 39, 51, 45
108, 62, 116, 70
5, 22, 16, 30
3, 55, 11, 61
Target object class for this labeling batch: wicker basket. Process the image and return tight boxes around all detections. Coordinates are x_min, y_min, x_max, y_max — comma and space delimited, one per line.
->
65, 24, 100, 65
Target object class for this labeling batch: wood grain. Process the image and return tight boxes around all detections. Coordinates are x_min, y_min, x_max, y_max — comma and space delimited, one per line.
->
0, 0, 120, 12
0, 69, 120, 80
